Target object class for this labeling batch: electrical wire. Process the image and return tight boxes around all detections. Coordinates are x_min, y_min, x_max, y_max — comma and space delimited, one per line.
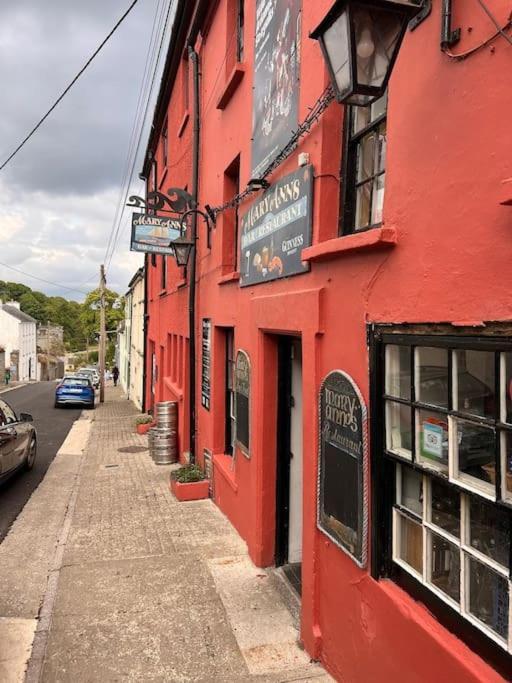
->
443, 2, 512, 59
0, 260, 89, 296
105, 0, 176, 271
103, 0, 168, 266
0, 0, 141, 172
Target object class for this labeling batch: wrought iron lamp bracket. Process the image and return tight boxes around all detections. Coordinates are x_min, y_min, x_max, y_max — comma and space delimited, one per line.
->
127, 187, 197, 215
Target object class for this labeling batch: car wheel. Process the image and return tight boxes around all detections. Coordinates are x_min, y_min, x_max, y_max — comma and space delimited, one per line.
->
25, 438, 37, 471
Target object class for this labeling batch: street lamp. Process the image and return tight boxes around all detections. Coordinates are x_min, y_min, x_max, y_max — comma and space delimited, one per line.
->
311, 0, 423, 106
170, 236, 194, 267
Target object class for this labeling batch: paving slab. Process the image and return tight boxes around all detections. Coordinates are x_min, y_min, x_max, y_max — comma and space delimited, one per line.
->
0, 617, 36, 683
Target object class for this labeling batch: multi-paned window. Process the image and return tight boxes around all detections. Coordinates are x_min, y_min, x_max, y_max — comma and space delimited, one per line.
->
376, 332, 512, 664
341, 93, 387, 234
237, 0, 245, 62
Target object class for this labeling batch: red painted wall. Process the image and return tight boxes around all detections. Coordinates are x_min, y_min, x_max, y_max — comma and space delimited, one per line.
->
145, 1, 512, 680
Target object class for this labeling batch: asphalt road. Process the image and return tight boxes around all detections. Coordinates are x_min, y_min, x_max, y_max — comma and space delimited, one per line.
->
0, 382, 82, 542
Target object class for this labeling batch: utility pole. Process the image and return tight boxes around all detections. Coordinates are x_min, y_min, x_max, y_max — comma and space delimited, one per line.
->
99, 264, 106, 403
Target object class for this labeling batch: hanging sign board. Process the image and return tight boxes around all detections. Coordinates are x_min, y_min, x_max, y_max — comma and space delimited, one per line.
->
240, 166, 313, 287
201, 319, 211, 410
130, 213, 181, 255
318, 370, 368, 567
251, 0, 301, 178
235, 350, 250, 456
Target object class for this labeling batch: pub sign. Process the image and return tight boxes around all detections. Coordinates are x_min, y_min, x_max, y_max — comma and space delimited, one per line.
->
235, 350, 251, 456
130, 213, 181, 255
318, 370, 368, 567
240, 166, 313, 287
251, 0, 301, 178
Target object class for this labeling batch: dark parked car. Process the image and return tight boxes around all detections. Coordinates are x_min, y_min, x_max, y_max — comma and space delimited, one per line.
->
55, 376, 95, 409
0, 398, 36, 483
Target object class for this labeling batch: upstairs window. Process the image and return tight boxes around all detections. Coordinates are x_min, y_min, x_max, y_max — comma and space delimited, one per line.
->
341, 93, 387, 234
237, 0, 245, 62
223, 155, 241, 272
374, 330, 512, 669
227, 0, 245, 73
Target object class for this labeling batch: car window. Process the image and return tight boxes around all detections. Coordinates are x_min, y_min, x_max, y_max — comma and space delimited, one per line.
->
62, 378, 90, 387
0, 400, 17, 424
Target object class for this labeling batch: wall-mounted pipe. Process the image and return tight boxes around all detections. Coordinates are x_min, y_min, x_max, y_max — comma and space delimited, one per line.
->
441, 0, 461, 49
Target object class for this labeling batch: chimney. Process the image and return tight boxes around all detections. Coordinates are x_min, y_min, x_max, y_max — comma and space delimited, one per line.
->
7, 301, 20, 310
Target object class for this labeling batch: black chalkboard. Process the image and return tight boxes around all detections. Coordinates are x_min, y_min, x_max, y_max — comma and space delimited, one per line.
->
235, 350, 250, 456
318, 371, 367, 566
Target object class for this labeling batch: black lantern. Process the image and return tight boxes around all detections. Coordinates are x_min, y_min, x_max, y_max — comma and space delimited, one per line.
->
170, 236, 194, 267
311, 0, 422, 106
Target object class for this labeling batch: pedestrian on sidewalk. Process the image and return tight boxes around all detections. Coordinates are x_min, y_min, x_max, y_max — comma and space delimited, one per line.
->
112, 366, 119, 387
4, 368, 10, 385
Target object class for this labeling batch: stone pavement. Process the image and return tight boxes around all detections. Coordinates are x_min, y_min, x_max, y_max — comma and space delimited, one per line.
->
1, 387, 331, 682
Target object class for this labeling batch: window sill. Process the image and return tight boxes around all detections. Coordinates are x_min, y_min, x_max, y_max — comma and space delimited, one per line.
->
499, 176, 512, 205
163, 376, 183, 401
176, 277, 187, 289
218, 271, 240, 285
177, 110, 189, 138
158, 167, 168, 189
216, 63, 245, 110
213, 452, 237, 492
301, 227, 397, 263
158, 289, 167, 297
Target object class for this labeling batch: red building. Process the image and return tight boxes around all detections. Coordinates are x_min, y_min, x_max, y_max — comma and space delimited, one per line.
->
140, 1, 512, 680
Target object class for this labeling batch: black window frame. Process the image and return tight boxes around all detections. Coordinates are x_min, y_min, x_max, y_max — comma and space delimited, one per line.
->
340, 101, 387, 235
369, 325, 512, 678
236, 0, 245, 62
225, 328, 235, 456
161, 255, 167, 291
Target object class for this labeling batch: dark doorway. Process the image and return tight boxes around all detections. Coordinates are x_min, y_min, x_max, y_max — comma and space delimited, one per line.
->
275, 336, 303, 595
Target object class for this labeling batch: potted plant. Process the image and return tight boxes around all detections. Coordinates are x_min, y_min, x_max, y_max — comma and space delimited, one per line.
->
135, 414, 154, 435
170, 464, 209, 502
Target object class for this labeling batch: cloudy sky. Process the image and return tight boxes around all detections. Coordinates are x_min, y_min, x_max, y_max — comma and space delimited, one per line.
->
0, 0, 171, 301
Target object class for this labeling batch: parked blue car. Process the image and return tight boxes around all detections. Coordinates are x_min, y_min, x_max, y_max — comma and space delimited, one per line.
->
55, 376, 95, 409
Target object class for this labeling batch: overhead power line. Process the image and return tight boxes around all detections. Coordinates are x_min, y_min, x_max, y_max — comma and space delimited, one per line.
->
0, 260, 89, 297
0, 0, 141, 172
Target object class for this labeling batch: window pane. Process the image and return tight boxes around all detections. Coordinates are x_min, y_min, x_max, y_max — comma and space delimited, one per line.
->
430, 532, 460, 603
356, 133, 375, 182
324, 10, 351, 97
355, 181, 371, 230
386, 401, 412, 459
456, 350, 495, 419
467, 557, 509, 641
352, 92, 387, 135
468, 497, 510, 567
431, 478, 460, 538
401, 467, 422, 517
500, 431, 512, 502
385, 345, 411, 400
399, 514, 423, 574
455, 419, 495, 491
371, 173, 385, 225
376, 121, 387, 174
416, 410, 448, 473
501, 352, 512, 424
416, 347, 449, 408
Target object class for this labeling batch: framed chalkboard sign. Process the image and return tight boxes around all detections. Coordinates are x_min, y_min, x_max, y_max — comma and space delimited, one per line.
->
317, 370, 368, 567
235, 350, 250, 456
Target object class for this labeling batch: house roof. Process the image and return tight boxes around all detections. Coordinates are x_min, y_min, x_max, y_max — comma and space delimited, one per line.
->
1, 304, 37, 324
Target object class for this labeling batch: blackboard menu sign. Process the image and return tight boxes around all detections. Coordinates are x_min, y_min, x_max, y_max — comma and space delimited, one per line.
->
201, 320, 211, 410
235, 350, 250, 456
318, 371, 368, 567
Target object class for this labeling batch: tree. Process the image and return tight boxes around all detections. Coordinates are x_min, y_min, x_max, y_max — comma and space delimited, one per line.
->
79, 288, 125, 342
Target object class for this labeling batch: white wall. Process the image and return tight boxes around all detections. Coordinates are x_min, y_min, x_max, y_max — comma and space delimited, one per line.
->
129, 275, 145, 411
0, 306, 37, 382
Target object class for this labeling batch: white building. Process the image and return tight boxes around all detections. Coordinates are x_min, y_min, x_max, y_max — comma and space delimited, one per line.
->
0, 301, 37, 381
117, 268, 145, 410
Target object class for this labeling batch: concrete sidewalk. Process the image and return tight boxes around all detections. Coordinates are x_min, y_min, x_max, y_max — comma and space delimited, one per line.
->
1, 387, 330, 682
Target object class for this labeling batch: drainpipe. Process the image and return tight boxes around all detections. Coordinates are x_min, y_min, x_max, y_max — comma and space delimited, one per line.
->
187, 43, 200, 465
142, 254, 149, 413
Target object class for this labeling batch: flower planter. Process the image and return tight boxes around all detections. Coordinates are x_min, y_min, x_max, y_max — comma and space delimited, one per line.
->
170, 477, 209, 502
136, 421, 154, 435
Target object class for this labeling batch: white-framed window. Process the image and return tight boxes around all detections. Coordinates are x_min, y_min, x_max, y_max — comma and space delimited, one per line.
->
380, 333, 512, 659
